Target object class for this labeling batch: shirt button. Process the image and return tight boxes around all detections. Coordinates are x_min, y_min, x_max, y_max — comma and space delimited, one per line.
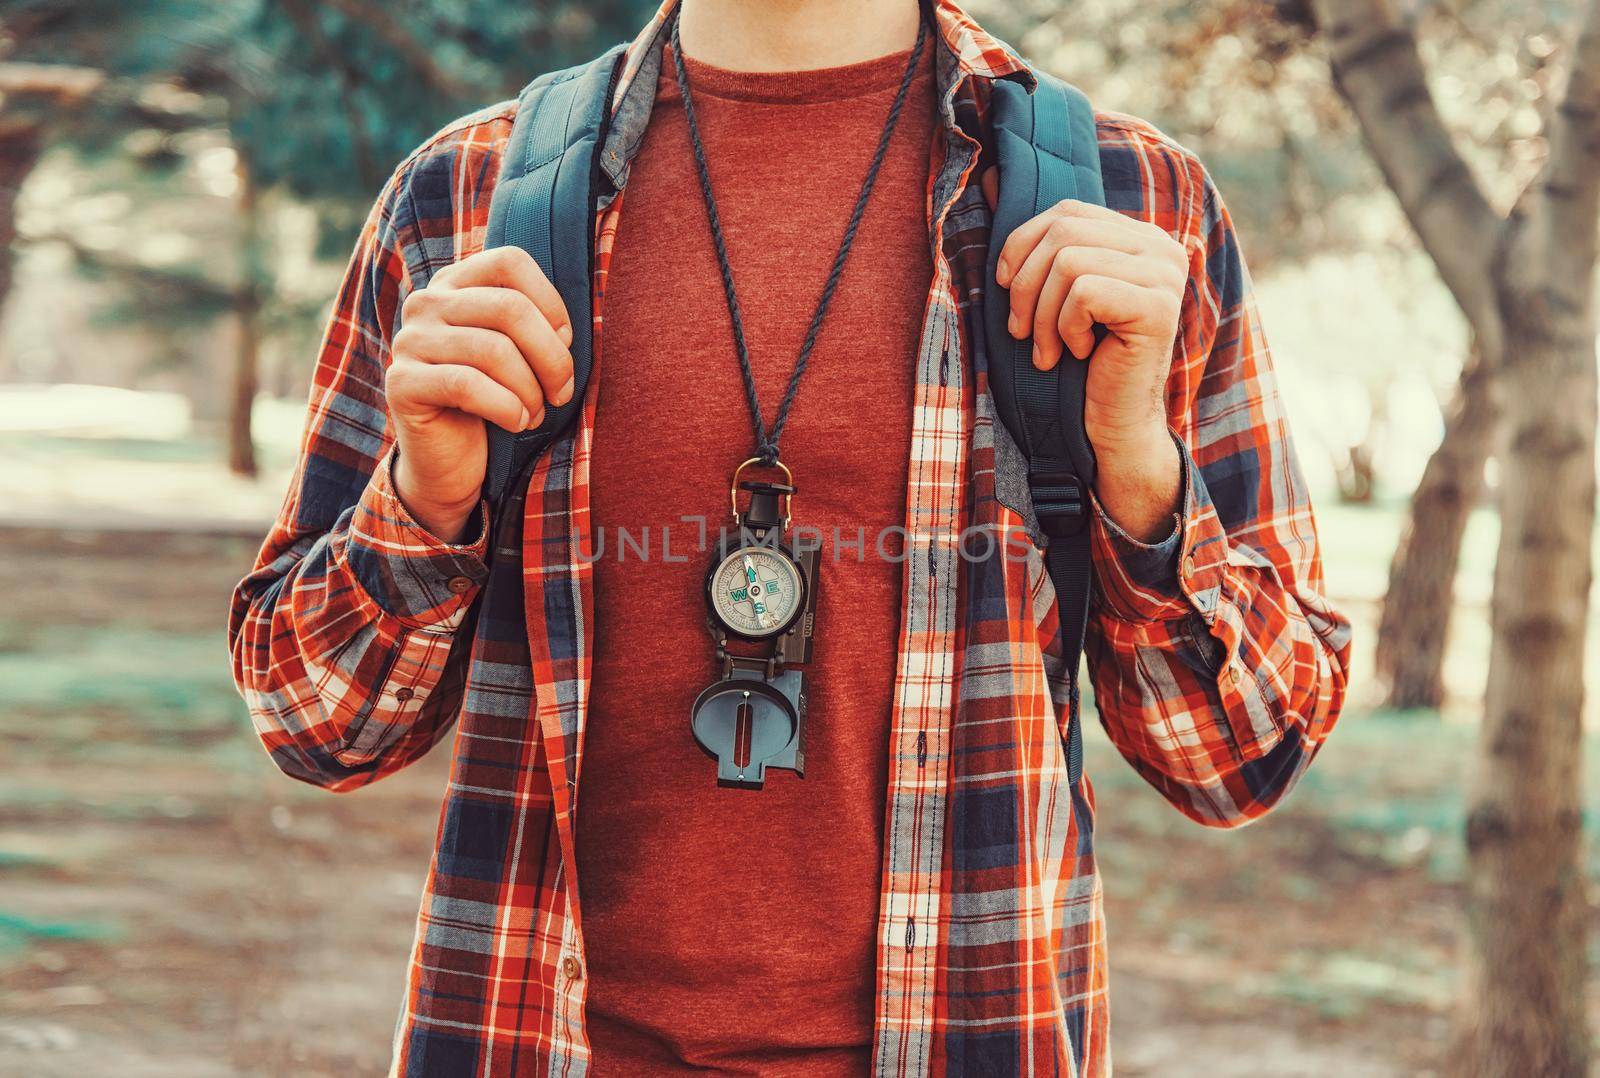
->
562, 956, 582, 980
1182, 553, 1196, 576
446, 576, 474, 594
395, 687, 414, 703
1227, 665, 1242, 686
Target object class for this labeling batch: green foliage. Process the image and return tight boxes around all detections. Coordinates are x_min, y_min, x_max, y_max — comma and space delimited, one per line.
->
249, 1, 654, 215
2, 0, 242, 164
10, 0, 656, 246
2, 0, 657, 400
2, 0, 240, 78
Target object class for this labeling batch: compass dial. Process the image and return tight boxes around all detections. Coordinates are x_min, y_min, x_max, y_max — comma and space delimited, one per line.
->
708, 545, 805, 639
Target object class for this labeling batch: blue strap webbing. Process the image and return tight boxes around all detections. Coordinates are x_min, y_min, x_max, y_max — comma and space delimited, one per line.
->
985, 72, 1105, 787
482, 44, 627, 508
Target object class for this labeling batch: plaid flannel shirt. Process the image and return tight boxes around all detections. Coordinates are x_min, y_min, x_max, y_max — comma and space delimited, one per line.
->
229, 2, 1353, 1073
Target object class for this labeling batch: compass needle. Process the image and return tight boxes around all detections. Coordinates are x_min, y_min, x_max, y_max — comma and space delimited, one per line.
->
742, 553, 773, 627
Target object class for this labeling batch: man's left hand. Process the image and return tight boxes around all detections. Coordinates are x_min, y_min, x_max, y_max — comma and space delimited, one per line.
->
994, 196, 1187, 543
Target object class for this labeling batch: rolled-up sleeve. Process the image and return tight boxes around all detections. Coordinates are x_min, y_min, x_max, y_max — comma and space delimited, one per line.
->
228, 145, 488, 792
1085, 124, 1353, 827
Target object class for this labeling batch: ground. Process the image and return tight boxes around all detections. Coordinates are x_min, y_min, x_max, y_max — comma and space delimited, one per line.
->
6, 526, 1594, 1077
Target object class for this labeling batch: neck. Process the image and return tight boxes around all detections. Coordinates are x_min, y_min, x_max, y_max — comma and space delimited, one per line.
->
675, 0, 922, 72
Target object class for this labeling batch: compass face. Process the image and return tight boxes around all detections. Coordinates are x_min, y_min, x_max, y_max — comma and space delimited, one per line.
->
708, 544, 805, 639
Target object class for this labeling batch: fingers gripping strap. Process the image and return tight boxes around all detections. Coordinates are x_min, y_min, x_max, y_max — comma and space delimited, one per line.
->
984, 72, 1105, 786
986, 74, 1103, 487
482, 45, 627, 506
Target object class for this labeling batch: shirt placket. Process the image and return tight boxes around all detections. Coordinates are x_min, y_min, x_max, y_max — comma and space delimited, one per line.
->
872, 63, 982, 1072
536, 26, 665, 1067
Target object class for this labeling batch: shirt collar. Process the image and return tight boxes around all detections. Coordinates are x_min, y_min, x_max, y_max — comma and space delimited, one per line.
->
599, 0, 1033, 188
923, 0, 1033, 88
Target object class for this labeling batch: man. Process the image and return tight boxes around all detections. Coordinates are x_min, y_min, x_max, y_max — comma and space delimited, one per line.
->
230, 0, 1352, 1073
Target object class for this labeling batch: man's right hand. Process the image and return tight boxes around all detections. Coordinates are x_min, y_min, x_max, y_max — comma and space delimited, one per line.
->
386, 247, 574, 542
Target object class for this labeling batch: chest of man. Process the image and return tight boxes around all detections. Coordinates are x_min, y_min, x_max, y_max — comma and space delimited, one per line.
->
575, 49, 938, 1073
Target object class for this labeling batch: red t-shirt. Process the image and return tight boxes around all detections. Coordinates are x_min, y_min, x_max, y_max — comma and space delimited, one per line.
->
575, 43, 937, 1075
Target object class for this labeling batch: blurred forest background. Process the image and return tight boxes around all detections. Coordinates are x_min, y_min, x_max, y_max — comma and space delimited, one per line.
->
2, 0, 1598, 1075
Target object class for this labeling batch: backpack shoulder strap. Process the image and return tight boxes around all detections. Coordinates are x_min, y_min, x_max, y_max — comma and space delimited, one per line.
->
984, 70, 1105, 787
481, 44, 628, 507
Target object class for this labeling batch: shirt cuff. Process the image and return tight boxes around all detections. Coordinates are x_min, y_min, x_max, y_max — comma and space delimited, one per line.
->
343, 449, 491, 630
1090, 433, 1229, 625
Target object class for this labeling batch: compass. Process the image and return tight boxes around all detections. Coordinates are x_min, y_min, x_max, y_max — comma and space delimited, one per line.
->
706, 542, 806, 640
691, 458, 819, 788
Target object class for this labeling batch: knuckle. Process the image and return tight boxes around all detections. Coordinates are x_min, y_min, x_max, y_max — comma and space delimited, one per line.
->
391, 324, 424, 361
466, 246, 508, 278
442, 365, 473, 399
401, 286, 436, 321
491, 331, 523, 368
492, 288, 532, 325
1047, 216, 1076, 241
490, 244, 536, 275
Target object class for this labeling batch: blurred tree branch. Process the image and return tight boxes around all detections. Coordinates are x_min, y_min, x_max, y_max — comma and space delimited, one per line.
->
1521, 0, 1600, 308
0, 62, 106, 101
1311, 0, 1505, 360
31, 230, 238, 311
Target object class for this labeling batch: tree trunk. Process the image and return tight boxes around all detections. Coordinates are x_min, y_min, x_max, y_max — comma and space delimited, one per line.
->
1461, 300, 1596, 1076
0, 115, 45, 331
1376, 347, 1498, 709
1309, 0, 1600, 1068
228, 290, 260, 477
228, 152, 262, 478
0, 66, 104, 345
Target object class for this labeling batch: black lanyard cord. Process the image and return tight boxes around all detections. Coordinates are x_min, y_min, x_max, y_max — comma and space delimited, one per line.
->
669, 10, 929, 468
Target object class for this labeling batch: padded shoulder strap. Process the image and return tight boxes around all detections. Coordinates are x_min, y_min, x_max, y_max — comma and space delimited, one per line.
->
481, 44, 628, 507
985, 71, 1104, 498
984, 70, 1105, 787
